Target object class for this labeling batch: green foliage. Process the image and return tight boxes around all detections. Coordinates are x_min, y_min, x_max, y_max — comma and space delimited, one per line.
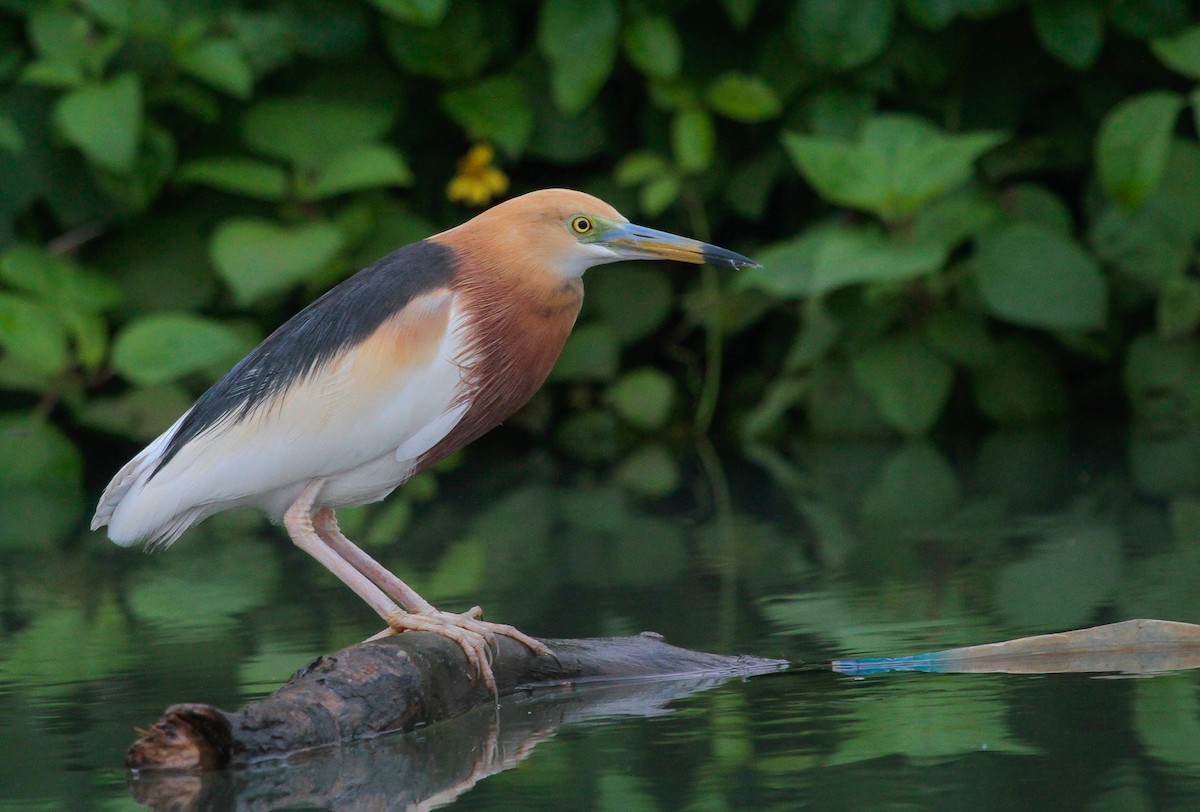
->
53, 73, 142, 172
851, 335, 952, 436
211, 219, 345, 305
1095, 91, 1183, 209
0, 416, 83, 549
1, 0, 1200, 515
111, 313, 253, 385
605, 367, 677, 430
782, 116, 1005, 221
972, 222, 1107, 330
538, 0, 620, 114
1032, 0, 1105, 69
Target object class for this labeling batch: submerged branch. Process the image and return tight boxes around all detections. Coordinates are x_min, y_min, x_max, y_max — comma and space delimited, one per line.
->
126, 631, 787, 774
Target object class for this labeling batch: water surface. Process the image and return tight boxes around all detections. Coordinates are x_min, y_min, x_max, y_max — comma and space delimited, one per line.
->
4, 427, 1200, 809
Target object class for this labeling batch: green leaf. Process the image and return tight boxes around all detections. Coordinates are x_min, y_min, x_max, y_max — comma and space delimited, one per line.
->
1152, 24, 1200, 79
177, 37, 253, 99
210, 218, 345, 305
910, 192, 999, 248
177, 156, 288, 200
62, 309, 107, 371
861, 442, 960, 526
0, 245, 122, 312
0, 114, 24, 154
615, 152, 670, 186
538, 0, 620, 114
726, 151, 785, 220
791, 0, 895, 71
707, 73, 781, 122
550, 323, 620, 381
1031, 0, 1103, 69
345, 201, 436, 268
0, 416, 83, 549
614, 443, 681, 497
383, 1, 492, 80
0, 294, 70, 374
671, 109, 715, 173
641, 175, 680, 216
606, 367, 676, 430
994, 523, 1122, 632
20, 59, 85, 87
29, 6, 90, 65
112, 313, 250, 385
817, 225, 946, 295
369, 0, 449, 25
998, 183, 1073, 234
75, 383, 195, 441
441, 75, 534, 157
744, 223, 945, 298
242, 97, 394, 168
27, 5, 119, 80
972, 222, 1106, 330
1090, 140, 1200, 292
298, 144, 413, 199
784, 299, 840, 370
588, 265, 674, 344
851, 333, 953, 435
54, 73, 142, 173
3, 598, 137, 692
623, 16, 681, 79
739, 225, 835, 297
783, 116, 1004, 219
127, 540, 280, 632
1096, 91, 1183, 209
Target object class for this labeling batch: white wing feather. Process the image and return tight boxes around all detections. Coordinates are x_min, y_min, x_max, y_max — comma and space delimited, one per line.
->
95, 299, 471, 547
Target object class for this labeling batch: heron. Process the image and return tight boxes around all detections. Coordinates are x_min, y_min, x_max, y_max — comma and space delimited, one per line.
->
93, 189, 758, 692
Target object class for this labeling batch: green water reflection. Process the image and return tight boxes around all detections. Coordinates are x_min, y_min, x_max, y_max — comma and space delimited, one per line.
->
4, 426, 1200, 809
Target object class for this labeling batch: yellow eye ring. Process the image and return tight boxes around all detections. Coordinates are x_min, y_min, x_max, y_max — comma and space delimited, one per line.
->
571, 216, 594, 235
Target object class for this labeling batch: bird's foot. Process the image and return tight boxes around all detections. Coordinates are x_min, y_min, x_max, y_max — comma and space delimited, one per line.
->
382, 607, 551, 696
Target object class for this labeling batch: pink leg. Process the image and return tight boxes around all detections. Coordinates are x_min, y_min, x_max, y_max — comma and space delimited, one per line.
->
284, 481, 497, 690
312, 507, 434, 614
312, 507, 551, 658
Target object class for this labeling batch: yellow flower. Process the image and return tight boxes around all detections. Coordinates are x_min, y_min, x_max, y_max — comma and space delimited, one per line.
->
447, 144, 509, 206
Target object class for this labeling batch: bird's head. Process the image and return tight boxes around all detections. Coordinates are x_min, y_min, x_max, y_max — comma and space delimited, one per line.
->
441, 189, 759, 281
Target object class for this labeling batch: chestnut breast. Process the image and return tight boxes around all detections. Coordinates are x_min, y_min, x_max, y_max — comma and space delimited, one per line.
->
415, 237, 585, 470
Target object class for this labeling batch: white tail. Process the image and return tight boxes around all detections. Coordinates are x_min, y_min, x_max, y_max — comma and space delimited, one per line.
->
91, 412, 194, 548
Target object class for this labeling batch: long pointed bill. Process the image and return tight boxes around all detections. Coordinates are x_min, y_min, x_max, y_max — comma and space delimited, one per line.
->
599, 223, 760, 268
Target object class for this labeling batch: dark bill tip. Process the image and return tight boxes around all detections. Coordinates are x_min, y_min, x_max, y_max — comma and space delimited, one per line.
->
702, 244, 761, 269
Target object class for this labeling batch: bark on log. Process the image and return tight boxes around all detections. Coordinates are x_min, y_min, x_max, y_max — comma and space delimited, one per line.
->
126, 631, 787, 774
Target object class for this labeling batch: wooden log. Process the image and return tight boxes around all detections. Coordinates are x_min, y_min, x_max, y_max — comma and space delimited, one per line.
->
126, 631, 787, 774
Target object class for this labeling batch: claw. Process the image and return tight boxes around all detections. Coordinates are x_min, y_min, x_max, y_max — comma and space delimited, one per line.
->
381, 607, 551, 699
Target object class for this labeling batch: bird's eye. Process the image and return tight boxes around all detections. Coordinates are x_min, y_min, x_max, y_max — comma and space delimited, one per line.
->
571, 216, 594, 235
